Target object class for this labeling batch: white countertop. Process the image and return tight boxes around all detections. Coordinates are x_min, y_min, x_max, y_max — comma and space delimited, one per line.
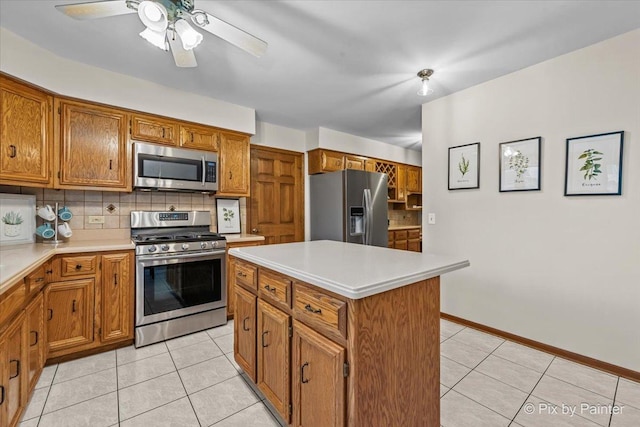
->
229, 240, 469, 299
388, 225, 422, 231
0, 240, 134, 295
224, 234, 265, 244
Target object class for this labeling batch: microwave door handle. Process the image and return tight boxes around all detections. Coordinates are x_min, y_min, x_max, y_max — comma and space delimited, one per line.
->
201, 157, 206, 186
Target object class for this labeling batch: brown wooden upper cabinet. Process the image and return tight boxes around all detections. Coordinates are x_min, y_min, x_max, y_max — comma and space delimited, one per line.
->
308, 149, 344, 174
130, 113, 179, 146
344, 155, 366, 171
56, 99, 130, 191
0, 74, 53, 187
406, 166, 421, 193
218, 132, 250, 196
180, 124, 219, 151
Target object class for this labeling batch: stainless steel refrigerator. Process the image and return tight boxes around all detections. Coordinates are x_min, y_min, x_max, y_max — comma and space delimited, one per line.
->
310, 169, 388, 247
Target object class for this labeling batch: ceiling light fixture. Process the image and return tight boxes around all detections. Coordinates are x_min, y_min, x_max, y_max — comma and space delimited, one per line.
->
174, 19, 203, 50
417, 69, 434, 97
139, 27, 168, 50
137, 0, 168, 32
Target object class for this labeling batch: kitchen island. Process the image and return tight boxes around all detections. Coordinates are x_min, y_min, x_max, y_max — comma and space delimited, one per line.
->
229, 240, 469, 427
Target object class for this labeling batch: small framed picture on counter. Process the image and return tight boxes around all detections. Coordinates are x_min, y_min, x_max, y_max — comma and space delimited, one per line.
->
448, 142, 480, 190
0, 193, 36, 245
499, 137, 541, 192
564, 131, 624, 196
216, 198, 241, 234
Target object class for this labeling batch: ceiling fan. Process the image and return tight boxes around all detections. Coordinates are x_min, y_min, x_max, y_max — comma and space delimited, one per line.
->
56, 0, 268, 67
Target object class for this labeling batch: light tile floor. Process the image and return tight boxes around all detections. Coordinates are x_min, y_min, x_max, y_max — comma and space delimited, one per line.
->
20, 319, 639, 426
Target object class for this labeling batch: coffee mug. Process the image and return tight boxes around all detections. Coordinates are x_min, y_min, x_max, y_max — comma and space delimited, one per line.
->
36, 223, 55, 239
58, 206, 73, 221
37, 205, 56, 221
58, 222, 73, 238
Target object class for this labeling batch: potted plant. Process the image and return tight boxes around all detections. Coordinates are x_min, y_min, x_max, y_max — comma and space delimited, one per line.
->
2, 211, 24, 237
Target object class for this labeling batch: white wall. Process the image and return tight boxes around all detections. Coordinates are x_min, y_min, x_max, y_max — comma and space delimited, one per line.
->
0, 28, 255, 134
422, 29, 640, 371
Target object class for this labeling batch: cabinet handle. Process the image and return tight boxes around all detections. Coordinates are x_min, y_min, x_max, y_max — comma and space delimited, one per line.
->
35, 277, 44, 282
30, 331, 39, 346
46, 269, 53, 275
301, 362, 310, 383
304, 304, 322, 314
242, 317, 250, 331
9, 360, 20, 379
9, 145, 17, 158
229, 171, 232, 180
109, 160, 113, 170
0, 385, 4, 405
114, 273, 118, 285
261, 331, 269, 348
47, 309, 53, 320
75, 264, 82, 270
191, 132, 194, 143
237, 271, 247, 278
162, 128, 166, 138
264, 285, 276, 294
72, 299, 77, 313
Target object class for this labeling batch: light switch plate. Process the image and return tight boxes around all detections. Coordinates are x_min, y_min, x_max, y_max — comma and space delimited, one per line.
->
428, 213, 436, 224
88, 215, 105, 224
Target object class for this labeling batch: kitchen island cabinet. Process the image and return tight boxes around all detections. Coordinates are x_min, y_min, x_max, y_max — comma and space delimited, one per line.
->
230, 240, 469, 427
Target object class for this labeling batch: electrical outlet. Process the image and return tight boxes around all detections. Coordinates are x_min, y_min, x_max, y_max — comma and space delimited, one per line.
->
88, 215, 105, 224
428, 213, 436, 224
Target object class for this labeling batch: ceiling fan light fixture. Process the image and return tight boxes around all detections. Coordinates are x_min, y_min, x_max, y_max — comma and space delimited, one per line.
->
417, 69, 434, 97
139, 27, 168, 50
138, 0, 168, 32
175, 19, 203, 50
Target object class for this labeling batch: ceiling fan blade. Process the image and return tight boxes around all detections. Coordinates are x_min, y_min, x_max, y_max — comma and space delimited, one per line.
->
55, 0, 136, 20
168, 34, 198, 68
193, 12, 267, 57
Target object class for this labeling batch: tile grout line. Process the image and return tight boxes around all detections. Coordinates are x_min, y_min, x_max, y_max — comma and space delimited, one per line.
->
508, 355, 555, 426
35, 364, 59, 426
607, 377, 619, 427
165, 339, 203, 427
115, 349, 121, 425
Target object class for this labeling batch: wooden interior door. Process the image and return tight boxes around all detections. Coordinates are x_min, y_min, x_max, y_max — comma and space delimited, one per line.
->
45, 279, 95, 353
292, 320, 345, 427
257, 300, 291, 422
26, 292, 45, 392
249, 146, 304, 244
234, 286, 257, 381
100, 252, 132, 343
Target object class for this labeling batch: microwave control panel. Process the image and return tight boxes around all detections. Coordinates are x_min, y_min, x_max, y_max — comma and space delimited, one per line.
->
205, 161, 217, 183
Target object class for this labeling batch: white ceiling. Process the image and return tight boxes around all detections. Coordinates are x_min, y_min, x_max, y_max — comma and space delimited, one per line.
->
1, 1, 639, 150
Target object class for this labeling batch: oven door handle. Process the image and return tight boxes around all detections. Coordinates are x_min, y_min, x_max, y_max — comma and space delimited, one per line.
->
137, 250, 225, 263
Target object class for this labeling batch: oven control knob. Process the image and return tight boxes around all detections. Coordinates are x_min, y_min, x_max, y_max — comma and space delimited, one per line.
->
200, 242, 208, 249
181, 243, 189, 251
148, 245, 157, 253
212, 241, 218, 248
161, 244, 170, 251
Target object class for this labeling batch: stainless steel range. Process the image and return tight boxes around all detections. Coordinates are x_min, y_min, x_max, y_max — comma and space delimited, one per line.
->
131, 211, 226, 347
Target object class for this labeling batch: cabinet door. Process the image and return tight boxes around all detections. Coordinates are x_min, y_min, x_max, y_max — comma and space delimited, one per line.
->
406, 166, 421, 193
58, 100, 130, 190
25, 292, 45, 392
292, 320, 345, 427
396, 164, 406, 202
0, 76, 52, 186
321, 151, 344, 172
100, 252, 132, 344
45, 279, 95, 354
234, 286, 257, 381
2, 312, 27, 427
226, 242, 263, 318
218, 132, 250, 196
0, 336, 5, 427
407, 239, 421, 252
344, 155, 365, 171
364, 159, 376, 172
180, 124, 218, 151
257, 300, 290, 423
131, 113, 179, 146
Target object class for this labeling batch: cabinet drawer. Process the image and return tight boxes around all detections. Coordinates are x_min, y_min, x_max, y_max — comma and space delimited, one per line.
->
259, 270, 291, 307
0, 281, 26, 326
394, 230, 408, 240
407, 229, 421, 239
293, 283, 346, 338
235, 260, 258, 291
26, 264, 47, 294
60, 255, 98, 277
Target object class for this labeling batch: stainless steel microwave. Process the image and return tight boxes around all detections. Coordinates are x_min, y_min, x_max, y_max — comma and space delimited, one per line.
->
133, 142, 217, 193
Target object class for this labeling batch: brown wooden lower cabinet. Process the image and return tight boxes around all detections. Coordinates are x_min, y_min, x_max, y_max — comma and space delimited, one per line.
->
0, 311, 27, 427
292, 320, 345, 427
389, 228, 421, 252
25, 292, 45, 392
232, 258, 440, 427
226, 240, 263, 318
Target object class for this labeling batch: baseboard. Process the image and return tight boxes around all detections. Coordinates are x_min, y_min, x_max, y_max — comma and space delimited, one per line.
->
440, 312, 640, 382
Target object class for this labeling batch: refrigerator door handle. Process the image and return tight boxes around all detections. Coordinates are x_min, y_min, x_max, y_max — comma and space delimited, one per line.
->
363, 189, 373, 245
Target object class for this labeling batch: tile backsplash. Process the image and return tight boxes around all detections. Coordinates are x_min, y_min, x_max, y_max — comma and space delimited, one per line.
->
388, 209, 421, 227
0, 186, 247, 234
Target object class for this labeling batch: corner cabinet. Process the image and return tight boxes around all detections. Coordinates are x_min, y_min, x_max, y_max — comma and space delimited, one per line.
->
56, 99, 131, 191
0, 74, 53, 187
218, 132, 250, 197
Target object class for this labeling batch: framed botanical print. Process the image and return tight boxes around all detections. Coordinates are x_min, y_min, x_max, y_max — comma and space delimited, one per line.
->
216, 198, 241, 233
499, 137, 541, 192
448, 142, 480, 190
564, 131, 624, 196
